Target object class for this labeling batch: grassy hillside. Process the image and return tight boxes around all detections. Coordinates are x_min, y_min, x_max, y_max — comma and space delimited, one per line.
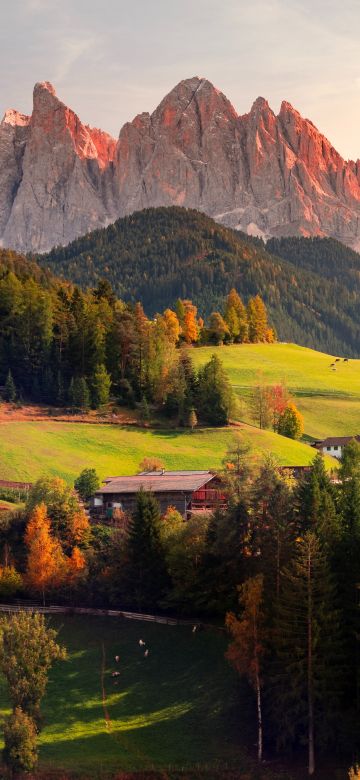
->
191, 343, 360, 439
0, 615, 251, 774
0, 420, 325, 484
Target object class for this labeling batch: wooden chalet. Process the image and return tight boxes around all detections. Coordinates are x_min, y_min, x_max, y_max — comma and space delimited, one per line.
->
91, 470, 227, 521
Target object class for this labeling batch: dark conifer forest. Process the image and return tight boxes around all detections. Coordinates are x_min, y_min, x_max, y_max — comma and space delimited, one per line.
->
39, 206, 360, 356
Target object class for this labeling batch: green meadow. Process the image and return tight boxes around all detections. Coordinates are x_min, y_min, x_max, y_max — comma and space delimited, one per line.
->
0, 615, 251, 774
191, 343, 360, 439
0, 420, 324, 484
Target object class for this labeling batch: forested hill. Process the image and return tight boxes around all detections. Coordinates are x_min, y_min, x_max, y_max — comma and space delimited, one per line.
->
39, 207, 360, 356
267, 235, 360, 290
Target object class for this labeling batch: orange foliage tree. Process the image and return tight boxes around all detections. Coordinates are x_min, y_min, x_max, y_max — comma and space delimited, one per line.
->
226, 575, 266, 763
25, 503, 67, 604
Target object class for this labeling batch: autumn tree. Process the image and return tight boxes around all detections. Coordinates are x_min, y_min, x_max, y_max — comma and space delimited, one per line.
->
181, 300, 199, 344
208, 311, 230, 345
247, 295, 269, 343
138, 457, 165, 473
224, 289, 249, 343
25, 503, 66, 604
0, 565, 22, 599
226, 575, 266, 762
0, 611, 66, 724
27, 476, 89, 546
249, 380, 272, 429
277, 402, 304, 439
188, 408, 197, 431
162, 308, 181, 344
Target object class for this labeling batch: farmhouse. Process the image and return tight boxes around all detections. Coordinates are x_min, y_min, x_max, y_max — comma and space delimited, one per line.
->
312, 435, 360, 459
91, 470, 227, 520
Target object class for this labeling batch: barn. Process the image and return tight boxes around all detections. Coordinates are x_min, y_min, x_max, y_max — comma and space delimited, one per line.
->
91, 470, 227, 520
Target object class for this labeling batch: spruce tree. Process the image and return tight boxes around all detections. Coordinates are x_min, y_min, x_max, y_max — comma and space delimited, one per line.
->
197, 354, 234, 425
127, 490, 168, 609
69, 376, 90, 411
91, 363, 111, 408
3, 369, 17, 402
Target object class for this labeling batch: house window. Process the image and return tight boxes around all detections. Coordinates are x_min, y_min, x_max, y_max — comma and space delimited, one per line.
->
326, 446, 331, 451
333, 446, 338, 451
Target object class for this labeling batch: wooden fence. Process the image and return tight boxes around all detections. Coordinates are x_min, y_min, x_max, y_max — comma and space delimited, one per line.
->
0, 602, 225, 632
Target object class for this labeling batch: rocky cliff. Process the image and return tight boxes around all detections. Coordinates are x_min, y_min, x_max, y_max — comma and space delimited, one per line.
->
2, 77, 360, 252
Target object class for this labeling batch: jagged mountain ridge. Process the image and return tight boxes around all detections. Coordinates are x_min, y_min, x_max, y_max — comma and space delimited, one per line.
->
2, 77, 360, 252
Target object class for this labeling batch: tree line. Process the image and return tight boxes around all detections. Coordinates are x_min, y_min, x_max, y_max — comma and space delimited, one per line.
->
0, 444, 359, 773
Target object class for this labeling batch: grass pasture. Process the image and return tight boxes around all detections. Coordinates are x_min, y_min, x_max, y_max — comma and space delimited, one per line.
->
0, 420, 332, 484
191, 343, 360, 440
0, 615, 250, 774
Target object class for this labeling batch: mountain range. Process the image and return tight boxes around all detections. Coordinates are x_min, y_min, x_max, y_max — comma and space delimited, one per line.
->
2, 77, 360, 253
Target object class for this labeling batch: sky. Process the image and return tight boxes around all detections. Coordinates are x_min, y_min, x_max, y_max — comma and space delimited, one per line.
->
1, 0, 360, 160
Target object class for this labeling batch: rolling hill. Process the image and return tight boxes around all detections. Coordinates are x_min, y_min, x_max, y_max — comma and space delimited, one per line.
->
191, 342, 360, 441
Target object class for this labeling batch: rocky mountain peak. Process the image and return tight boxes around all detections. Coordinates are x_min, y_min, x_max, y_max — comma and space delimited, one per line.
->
1, 108, 30, 127
2, 77, 360, 252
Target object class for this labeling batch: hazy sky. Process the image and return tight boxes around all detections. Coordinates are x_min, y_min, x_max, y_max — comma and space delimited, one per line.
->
1, 0, 360, 159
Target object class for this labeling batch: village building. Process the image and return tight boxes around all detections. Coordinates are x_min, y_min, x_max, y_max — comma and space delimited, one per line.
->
91, 470, 227, 521
312, 435, 360, 459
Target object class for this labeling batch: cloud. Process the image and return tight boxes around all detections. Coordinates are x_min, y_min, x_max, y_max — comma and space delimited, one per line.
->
54, 35, 100, 83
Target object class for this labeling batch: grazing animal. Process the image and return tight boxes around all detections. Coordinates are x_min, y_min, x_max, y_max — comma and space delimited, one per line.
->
112, 671, 120, 677
344, 358, 349, 362
139, 639, 145, 647
335, 358, 340, 362
115, 655, 120, 663
144, 649, 149, 657
332, 367, 336, 371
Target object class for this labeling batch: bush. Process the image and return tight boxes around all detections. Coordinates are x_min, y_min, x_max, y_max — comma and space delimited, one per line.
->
3, 707, 38, 773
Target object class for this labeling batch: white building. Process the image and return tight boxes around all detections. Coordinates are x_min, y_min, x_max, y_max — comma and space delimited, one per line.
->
313, 435, 360, 459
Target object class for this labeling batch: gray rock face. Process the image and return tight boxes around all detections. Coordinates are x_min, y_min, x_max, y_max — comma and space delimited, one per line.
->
2, 77, 360, 252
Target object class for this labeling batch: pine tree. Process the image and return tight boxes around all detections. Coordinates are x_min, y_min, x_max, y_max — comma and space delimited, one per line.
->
272, 532, 342, 775
3, 369, 17, 402
126, 490, 168, 609
69, 376, 90, 411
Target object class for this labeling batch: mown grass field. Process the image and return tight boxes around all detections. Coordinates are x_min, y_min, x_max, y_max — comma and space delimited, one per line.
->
191, 343, 360, 439
0, 420, 332, 484
0, 615, 251, 774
